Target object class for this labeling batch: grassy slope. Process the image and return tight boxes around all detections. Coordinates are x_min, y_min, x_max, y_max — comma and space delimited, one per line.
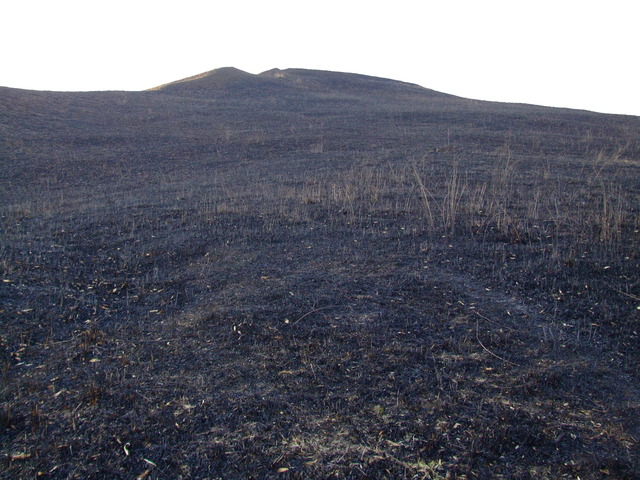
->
1, 69, 640, 479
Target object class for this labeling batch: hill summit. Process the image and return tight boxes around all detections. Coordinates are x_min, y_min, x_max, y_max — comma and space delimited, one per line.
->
149, 66, 450, 99
148, 67, 270, 93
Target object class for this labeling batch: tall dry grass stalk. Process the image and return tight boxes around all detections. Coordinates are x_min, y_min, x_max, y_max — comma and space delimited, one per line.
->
442, 161, 467, 235
411, 163, 435, 230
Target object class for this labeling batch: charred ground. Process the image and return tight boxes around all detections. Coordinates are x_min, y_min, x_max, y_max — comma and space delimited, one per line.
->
1, 68, 640, 479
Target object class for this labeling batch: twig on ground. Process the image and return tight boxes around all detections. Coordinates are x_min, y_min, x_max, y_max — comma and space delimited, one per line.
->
291, 306, 334, 325
475, 320, 520, 367
605, 282, 640, 302
472, 309, 500, 325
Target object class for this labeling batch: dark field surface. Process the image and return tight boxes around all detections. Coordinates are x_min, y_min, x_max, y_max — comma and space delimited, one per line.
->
1, 68, 640, 479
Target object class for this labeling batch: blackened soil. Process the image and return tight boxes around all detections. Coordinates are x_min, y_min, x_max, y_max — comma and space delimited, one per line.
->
1, 69, 640, 479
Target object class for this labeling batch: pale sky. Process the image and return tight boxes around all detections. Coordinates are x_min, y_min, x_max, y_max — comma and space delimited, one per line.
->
2, 0, 638, 116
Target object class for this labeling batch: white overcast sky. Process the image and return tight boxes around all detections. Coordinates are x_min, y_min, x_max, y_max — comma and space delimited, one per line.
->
2, 0, 638, 116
